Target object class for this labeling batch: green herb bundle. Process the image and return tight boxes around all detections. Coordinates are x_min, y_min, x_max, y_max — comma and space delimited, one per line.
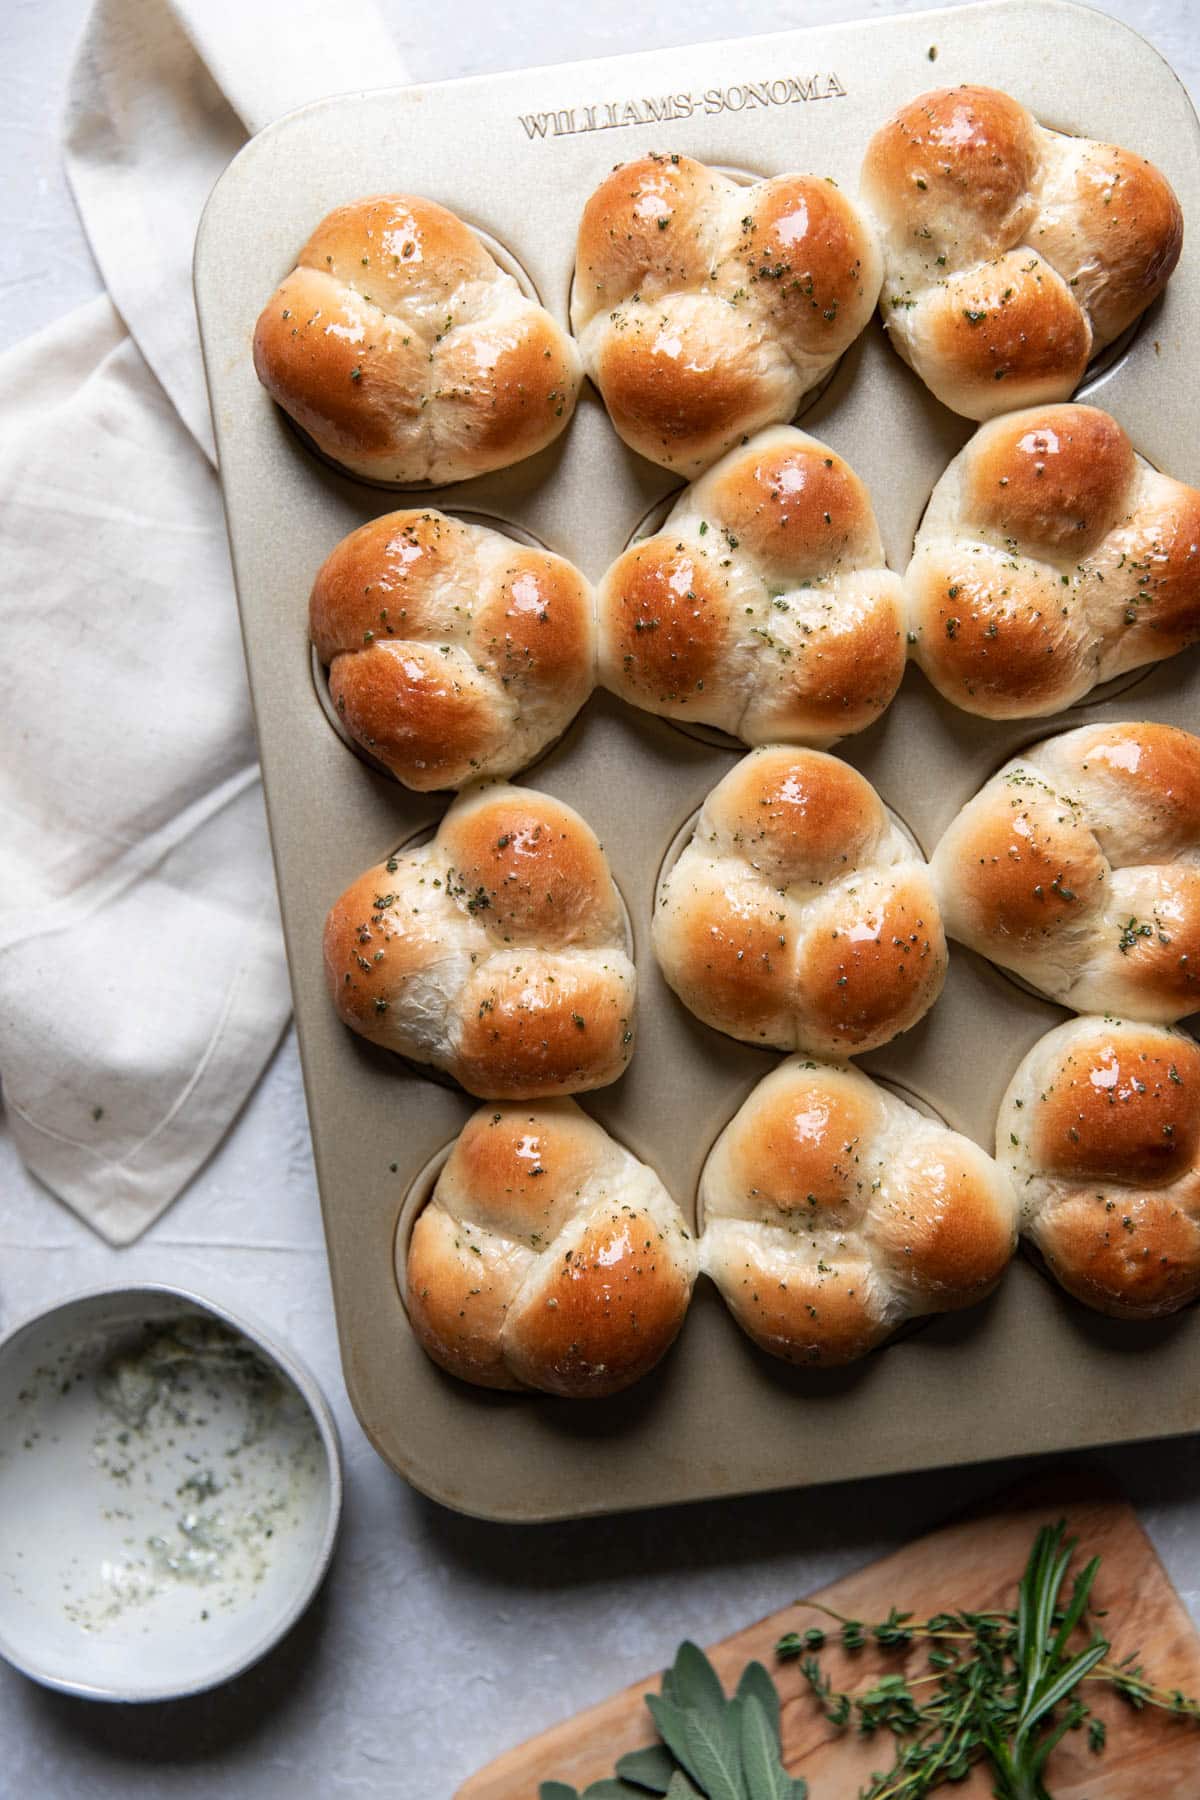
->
542, 1520, 1200, 1800
777, 1521, 1200, 1799
540, 1640, 806, 1800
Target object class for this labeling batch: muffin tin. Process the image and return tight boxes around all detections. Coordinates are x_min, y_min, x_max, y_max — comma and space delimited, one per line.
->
195, 0, 1200, 1521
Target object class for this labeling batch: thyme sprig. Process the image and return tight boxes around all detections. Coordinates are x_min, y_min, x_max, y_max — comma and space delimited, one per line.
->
777, 1521, 1200, 1798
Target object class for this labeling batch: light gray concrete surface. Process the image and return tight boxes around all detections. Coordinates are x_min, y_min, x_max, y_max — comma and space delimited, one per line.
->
3, 1, 1200, 1794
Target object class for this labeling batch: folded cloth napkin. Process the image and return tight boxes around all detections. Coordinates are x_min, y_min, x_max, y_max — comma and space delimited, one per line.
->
0, 0, 408, 1244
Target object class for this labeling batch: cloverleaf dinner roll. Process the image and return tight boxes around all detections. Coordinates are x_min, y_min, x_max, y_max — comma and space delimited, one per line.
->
406, 1101, 696, 1395
572, 153, 881, 473
933, 721, 1200, 1021
907, 404, 1200, 717
311, 509, 595, 790
861, 85, 1183, 419
701, 1057, 1017, 1365
324, 785, 635, 1096
254, 195, 581, 484
653, 747, 947, 1056
597, 426, 906, 746
998, 1016, 1200, 1318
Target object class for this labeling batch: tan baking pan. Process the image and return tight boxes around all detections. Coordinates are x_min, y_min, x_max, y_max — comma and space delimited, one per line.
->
196, 0, 1200, 1521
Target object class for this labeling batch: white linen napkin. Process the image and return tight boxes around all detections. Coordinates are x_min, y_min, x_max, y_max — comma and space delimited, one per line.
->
0, 0, 408, 1244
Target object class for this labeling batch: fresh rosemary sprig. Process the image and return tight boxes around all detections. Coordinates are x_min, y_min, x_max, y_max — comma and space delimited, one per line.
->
542, 1521, 1200, 1800
777, 1520, 1200, 1799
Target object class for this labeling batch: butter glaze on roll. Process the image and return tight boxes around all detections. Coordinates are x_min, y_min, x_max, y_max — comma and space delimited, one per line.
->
597, 426, 905, 746
701, 1056, 1017, 1364
907, 405, 1200, 717
324, 785, 634, 1096
932, 721, 1200, 1021
999, 1016, 1200, 1317
311, 509, 595, 790
254, 195, 581, 484
407, 1100, 696, 1395
572, 154, 881, 473
861, 86, 1182, 419
653, 747, 947, 1056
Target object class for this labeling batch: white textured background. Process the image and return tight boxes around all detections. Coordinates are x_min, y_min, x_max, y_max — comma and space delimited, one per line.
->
3, 1, 1200, 1794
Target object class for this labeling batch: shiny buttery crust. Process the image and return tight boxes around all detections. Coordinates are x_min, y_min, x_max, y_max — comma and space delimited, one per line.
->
932, 720, 1200, 1021
597, 425, 906, 746
324, 785, 635, 1096
311, 509, 596, 790
998, 1016, 1200, 1317
254, 195, 581, 484
653, 746, 947, 1056
907, 405, 1200, 717
571, 153, 881, 473
701, 1056, 1017, 1364
862, 86, 1182, 420
406, 1100, 696, 1395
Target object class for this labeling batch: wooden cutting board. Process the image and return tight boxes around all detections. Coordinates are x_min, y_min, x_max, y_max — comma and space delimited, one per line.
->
459, 1491, 1200, 1797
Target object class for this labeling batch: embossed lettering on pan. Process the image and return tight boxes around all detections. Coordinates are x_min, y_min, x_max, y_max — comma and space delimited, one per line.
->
516, 72, 847, 140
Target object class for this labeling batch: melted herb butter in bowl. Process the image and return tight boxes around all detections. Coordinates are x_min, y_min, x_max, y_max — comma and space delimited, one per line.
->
72, 1316, 325, 1627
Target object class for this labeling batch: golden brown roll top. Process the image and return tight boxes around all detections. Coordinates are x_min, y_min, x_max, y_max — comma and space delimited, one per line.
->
701, 1057, 1017, 1364
572, 154, 881, 473
906, 404, 1200, 716
933, 721, 1200, 1020
597, 426, 906, 745
653, 746, 947, 1056
998, 1016, 1200, 1317
254, 195, 581, 484
324, 785, 635, 1096
861, 86, 1182, 420
406, 1100, 696, 1394
311, 508, 595, 790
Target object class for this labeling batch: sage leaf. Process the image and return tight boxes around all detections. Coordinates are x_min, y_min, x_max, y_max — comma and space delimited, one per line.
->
682, 1704, 749, 1800
667, 1641, 728, 1721
539, 1785, 579, 1800
645, 1696, 705, 1789
614, 1744, 677, 1792
581, 1782, 645, 1799
738, 1695, 793, 1800
664, 1776, 703, 1799
735, 1664, 781, 1744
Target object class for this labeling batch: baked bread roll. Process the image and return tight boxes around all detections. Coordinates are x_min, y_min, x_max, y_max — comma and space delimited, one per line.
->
407, 1100, 696, 1394
597, 426, 905, 746
311, 509, 595, 790
998, 1016, 1200, 1318
324, 785, 635, 1095
861, 86, 1182, 419
701, 1056, 1017, 1364
932, 721, 1200, 1021
907, 405, 1200, 717
254, 195, 581, 484
572, 154, 881, 473
653, 746, 947, 1055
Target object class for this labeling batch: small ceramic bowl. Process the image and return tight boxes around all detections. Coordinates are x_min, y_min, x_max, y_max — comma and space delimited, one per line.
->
0, 1283, 342, 1701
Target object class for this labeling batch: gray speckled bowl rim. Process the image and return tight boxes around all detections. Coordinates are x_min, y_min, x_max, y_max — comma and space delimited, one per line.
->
0, 1282, 343, 1703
